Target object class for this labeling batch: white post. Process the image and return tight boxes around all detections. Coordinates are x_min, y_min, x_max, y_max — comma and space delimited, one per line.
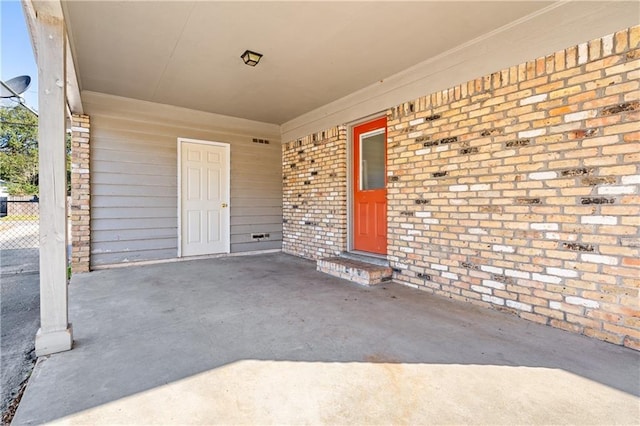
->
35, 13, 73, 356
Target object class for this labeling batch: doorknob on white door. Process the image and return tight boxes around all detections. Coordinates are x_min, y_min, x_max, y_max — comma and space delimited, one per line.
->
221, 203, 228, 208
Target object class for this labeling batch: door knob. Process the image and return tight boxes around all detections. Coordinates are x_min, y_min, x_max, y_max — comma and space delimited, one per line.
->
222, 203, 228, 208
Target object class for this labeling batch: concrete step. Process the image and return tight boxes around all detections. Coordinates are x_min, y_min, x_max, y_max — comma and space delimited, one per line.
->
317, 256, 392, 286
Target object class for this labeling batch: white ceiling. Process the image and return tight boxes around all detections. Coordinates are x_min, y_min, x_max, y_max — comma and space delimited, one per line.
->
63, 1, 555, 124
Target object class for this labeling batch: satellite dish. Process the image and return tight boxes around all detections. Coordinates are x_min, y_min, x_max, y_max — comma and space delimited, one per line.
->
1, 75, 31, 98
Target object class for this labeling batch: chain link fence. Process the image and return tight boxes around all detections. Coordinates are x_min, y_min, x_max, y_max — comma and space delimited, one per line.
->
0, 196, 39, 275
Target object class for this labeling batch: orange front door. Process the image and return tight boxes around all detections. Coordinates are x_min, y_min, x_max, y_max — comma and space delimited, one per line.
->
353, 117, 387, 255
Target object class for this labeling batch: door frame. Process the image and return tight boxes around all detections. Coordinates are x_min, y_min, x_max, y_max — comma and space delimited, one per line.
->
347, 113, 388, 256
177, 137, 231, 258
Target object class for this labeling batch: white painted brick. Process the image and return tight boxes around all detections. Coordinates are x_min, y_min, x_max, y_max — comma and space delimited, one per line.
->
482, 280, 506, 290
450, 185, 469, 192
545, 232, 560, 240
416, 148, 431, 156
621, 175, 640, 185
399, 247, 414, 253
481, 294, 505, 306
407, 230, 421, 236
546, 267, 578, 278
549, 301, 562, 310
400, 236, 414, 242
410, 118, 424, 126
529, 171, 557, 180
532, 273, 562, 284
415, 211, 432, 218
581, 253, 618, 265
566, 296, 600, 309
578, 42, 589, 65
435, 145, 449, 152
470, 184, 490, 191
597, 186, 633, 195
422, 218, 439, 224
506, 300, 533, 312
408, 131, 423, 139
531, 223, 558, 231
564, 110, 596, 122
469, 228, 488, 235
471, 285, 492, 295
431, 264, 448, 271
505, 269, 530, 279
520, 94, 548, 106
602, 34, 614, 56
493, 245, 515, 253
442, 272, 458, 280
518, 128, 545, 138
481, 265, 503, 274
581, 215, 617, 225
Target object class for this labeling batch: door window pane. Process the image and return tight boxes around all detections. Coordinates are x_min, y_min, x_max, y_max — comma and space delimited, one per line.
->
360, 132, 385, 190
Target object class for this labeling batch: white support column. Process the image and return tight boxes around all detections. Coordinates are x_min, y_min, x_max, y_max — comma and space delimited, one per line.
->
35, 12, 73, 356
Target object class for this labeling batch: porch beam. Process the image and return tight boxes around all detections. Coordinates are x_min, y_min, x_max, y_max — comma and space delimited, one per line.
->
34, 9, 73, 356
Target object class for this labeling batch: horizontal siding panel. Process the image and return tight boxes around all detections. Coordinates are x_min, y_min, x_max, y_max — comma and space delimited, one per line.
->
231, 223, 283, 235
93, 161, 175, 176
92, 196, 176, 209
231, 159, 282, 169
230, 197, 282, 208
231, 215, 282, 226
93, 147, 175, 164
91, 135, 178, 156
92, 228, 177, 242
231, 206, 282, 217
93, 173, 176, 187
93, 185, 176, 197
230, 181, 282, 192
229, 188, 281, 198
92, 207, 176, 220
92, 248, 177, 266
232, 171, 281, 181
93, 237, 176, 253
230, 240, 282, 253
231, 232, 283, 244
92, 218, 177, 231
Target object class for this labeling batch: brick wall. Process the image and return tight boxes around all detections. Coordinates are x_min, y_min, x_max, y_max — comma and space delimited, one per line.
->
282, 126, 347, 259
283, 26, 639, 349
70, 114, 91, 273
386, 26, 639, 350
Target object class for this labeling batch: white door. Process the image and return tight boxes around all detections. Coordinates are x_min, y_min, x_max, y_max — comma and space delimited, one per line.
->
180, 140, 230, 256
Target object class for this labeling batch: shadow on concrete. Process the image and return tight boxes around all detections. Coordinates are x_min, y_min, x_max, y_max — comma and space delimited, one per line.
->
12, 253, 640, 424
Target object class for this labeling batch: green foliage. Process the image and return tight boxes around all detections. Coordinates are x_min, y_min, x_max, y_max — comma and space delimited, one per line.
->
0, 106, 39, 195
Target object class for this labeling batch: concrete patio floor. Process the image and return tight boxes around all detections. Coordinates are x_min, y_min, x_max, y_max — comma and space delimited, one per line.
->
12, 252, 640, 425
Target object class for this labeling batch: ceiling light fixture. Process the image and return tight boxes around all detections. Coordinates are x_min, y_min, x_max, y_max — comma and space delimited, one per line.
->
241, 50, 263, 67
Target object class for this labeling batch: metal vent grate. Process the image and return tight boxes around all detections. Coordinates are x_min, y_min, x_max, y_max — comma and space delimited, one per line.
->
252, 138, 270, 145
251, 233, 270, 240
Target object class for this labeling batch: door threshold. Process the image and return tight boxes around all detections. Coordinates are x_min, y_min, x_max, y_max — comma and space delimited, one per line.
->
341, 251, 389, 267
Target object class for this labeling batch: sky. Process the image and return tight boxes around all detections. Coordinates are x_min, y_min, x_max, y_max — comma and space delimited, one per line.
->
1, 0, 38, 111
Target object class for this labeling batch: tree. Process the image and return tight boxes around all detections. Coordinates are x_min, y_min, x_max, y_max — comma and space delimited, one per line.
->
0, 106, 39, 195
